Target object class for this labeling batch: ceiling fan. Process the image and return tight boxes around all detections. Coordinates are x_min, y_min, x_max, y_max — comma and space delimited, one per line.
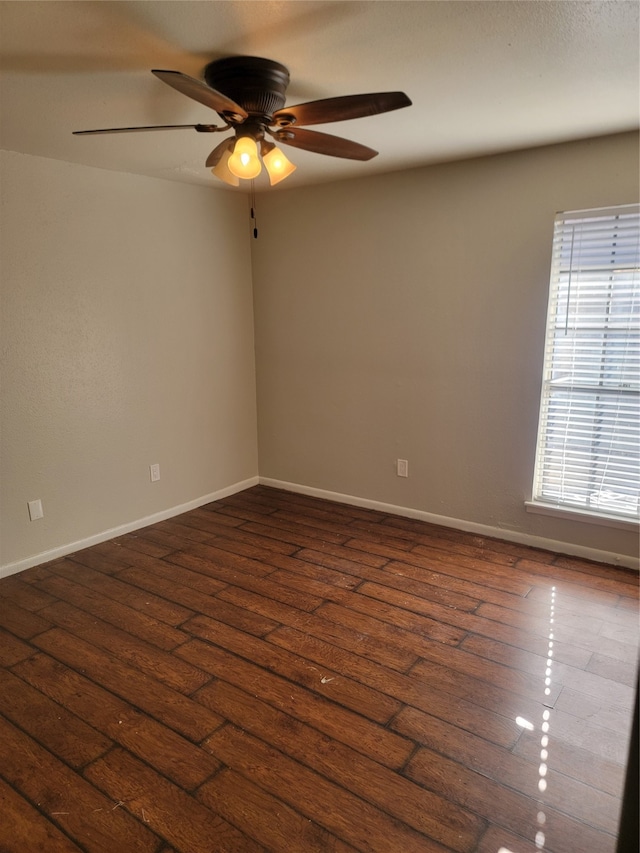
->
73, 56, 412, 186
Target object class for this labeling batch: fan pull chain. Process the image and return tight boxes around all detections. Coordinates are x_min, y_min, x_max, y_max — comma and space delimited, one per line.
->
249, 181, 258, 239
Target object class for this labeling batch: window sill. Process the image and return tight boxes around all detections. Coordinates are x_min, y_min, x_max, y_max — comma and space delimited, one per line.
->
525, 501, 639, 531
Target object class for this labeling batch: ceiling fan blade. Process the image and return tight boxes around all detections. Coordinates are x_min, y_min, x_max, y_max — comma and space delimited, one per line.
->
273, 127, 377, 160
272, 92, 411, 127
206, 138, 233, 168
73, 124, 219, 136
152, 69, 248, 120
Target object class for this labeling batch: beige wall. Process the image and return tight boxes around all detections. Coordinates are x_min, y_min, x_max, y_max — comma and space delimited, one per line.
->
2, 134, 638, 572
1, 151, 258, 570
252, 133, 639, 562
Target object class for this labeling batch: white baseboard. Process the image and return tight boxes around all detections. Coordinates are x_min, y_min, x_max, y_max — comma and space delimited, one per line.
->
0, 476, 259, 580
259, 477, 639, 571
4, 474, 636, 578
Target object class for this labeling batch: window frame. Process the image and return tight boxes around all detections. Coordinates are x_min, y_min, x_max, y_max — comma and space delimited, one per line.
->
528, 203, 640, 528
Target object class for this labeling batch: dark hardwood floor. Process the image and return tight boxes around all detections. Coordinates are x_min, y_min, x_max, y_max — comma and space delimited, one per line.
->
0, 485, 637, 853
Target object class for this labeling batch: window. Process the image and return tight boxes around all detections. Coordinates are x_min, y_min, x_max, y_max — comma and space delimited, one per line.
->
531, 204, 640, 523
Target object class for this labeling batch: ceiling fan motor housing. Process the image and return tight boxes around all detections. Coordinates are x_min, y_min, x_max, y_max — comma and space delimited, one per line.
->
203, 56, 290, 121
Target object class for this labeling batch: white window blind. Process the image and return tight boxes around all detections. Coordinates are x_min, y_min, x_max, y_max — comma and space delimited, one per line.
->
532, 204, 640, 521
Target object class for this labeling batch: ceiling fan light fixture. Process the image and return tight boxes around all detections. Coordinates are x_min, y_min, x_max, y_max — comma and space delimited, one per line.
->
262, 144, 297, 185
227, 136, 262, 179
211, 148, 240, 186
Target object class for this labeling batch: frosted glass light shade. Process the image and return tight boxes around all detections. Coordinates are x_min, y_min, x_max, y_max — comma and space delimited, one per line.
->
228, 137, 262, 179
263, 146, 297, 185
212, 149, 240, 186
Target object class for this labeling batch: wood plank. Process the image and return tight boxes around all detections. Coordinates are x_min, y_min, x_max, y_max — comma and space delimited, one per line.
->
512, 729, 626, 797
0, 715, 159, 853
405, 746, 617, 853
117, 564, 282, 636
552, 555, 639, 589
35, 573, 189, 651
261, 550, 365, 589
0, 575, 57, 611
15, 563, 55, 583
526, 584, 639, 625
196, 527, 300, 558
84, 746, 263, 853
268, 624, 521, 749
348, 539, 531, 596
241, 519, 371, 558
475, 824, 539, 853
552, 665, 636, 710
154, 517, 221, 544
352, 517, 521, 567
517, 557, 636, 598
540, 707, 631, 764
216, 585, 419, 672
587, 651, 639, 688
359, 580, 593, 668
408, 656, 560, 719
208, 506, 352, 546
183, 612, 401, 724
114, 531, 177, 558
117, 561, 227, 598
204, 723, 458, 853
13, 653, 220, 790
0, 598, 52, 638
31, 627, 222, 742
49, 559, 194, 625
315, 600, 466, 659
0, 777, 83, 853
67, 546, 132, 574
198, 768, 358, 852
0, 667, 112, 769
37, 600, 209, 694
180, 541, 278, 577
180, 637, 413, 770
197, 678, 485, 852
391, 704, 620, 833
269, 567, 465, 645
0, 626, 36, 666
116, 561, 293, 639
167, 549, 324, 611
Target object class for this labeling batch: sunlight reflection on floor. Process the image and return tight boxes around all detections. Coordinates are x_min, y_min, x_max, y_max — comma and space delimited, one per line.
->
500, 585, 557, 853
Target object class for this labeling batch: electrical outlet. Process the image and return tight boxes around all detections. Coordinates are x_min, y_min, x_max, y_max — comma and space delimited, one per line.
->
28, 499, 44, 520
396, 459, 409, 478
150, 463, 160, 482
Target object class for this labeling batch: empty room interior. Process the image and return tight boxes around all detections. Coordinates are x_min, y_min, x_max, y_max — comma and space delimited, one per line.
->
0, 2, 638, 852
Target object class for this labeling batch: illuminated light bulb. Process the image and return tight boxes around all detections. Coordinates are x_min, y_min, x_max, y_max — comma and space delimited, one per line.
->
262, 145, 297, 185
212, 148, 239, 186
228, 137, 262, 179
538, 778, 547, 792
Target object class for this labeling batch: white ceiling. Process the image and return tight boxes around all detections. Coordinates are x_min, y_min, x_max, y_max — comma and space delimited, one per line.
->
0, 1, 638, 192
